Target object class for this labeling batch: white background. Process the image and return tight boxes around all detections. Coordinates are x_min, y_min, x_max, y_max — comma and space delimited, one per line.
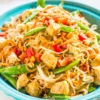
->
0, 0, 100, 15
0, 0, 100, 100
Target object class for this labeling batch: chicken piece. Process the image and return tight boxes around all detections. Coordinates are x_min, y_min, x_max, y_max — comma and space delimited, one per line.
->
83, 75, 94, 83
46, 23, 60, 36
7, 29, 24, 43
6, 52, 20, 65
91, 54, 100, 67
51, 81, 69, 95
67, 45, 80, 57
25, 80, 41, 97
67, 31, 78, 40
92, 67, 100, 85
41, 52, 57, 69
17, 74, 29, 90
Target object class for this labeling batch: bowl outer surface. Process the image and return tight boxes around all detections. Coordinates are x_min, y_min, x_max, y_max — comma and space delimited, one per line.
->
0, 0, 100, 100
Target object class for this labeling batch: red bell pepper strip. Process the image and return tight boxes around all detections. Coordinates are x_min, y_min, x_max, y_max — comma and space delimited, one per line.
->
12, 48, 21, 56
53, 16, 59, 23
78, 34, 86, 41
57, 60, 61, 67
60, 18, 68, 25
35, 53, 42, 62
44, 17, 50, 26
52, 44, 62, 52
0, 32, 6, 38
25, 48, 34, 58
0, 32, 5, 36
65, 57, 71, 65
53, 16, 68, 25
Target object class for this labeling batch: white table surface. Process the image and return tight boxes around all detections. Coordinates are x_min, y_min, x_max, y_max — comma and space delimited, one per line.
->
0, 0, 100, 100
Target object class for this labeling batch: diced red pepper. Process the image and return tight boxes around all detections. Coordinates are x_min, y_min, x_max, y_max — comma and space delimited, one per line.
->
53, 16, 59, 23
57, 60, 61, 67
60, 45, 67, 50
35, 53, 42, 62
0, 32, 6, 38
25, 48, 34, 58
44, 20, 50, 26
65, 57, 71, 65
78, 34, 86, 41
12, 48, 21, 56
52, 44, 62, 52
44, 17, 49, 21
60, 18, 68, 25
57, 58, 63, 68
57, 58, 70, 67
53, 16, 68, 25
41, 17, 50, 26
0, 32, 5, 36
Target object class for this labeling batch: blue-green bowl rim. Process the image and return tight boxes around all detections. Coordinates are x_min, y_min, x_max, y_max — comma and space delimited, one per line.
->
0, 1, 100, 100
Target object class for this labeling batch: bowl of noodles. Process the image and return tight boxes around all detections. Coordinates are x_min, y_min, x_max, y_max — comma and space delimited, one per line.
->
0, 0, 100, 100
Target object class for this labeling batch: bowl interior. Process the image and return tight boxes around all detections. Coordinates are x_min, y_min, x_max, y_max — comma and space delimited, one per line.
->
0, 0, 100, 100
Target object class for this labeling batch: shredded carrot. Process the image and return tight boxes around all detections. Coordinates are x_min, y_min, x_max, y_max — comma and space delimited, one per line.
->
0, 63, 8, 66
0, 27, 8, 31
19, 53, 26, 61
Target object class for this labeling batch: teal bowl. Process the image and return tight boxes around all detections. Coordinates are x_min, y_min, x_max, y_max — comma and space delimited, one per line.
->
0, 0, 100, 100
